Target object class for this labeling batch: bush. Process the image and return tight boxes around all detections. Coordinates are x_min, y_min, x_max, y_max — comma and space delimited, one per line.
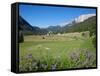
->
42, 37, 45, 39
82, 32, 85, 36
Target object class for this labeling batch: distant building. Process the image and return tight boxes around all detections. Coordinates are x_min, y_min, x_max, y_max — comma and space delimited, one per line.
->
47, 31, 53, 36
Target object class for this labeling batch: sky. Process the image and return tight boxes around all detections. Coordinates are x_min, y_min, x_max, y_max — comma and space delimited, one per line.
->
19, 4, 96, 28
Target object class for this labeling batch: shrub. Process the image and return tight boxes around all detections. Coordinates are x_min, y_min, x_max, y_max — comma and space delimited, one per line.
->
42, 37, 45, 39
82, 31, 90, 38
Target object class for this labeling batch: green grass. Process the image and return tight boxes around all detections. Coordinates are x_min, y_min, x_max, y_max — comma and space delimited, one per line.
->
19, 33, 96, 71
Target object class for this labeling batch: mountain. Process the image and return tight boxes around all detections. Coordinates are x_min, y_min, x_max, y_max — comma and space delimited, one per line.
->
65, 16, 96, 36
19, 16, 40, 35
19, 13, 96, 36
46, 25, 62, 34
74, 13, 96, 23
19, 16, 48, 35
59, 13, 96, 27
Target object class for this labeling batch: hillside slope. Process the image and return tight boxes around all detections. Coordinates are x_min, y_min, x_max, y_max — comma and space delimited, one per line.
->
65, 16, 96, 36
19, 16, 48, 35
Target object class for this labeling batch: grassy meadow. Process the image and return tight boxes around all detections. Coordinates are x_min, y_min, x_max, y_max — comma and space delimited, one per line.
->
19, 32, 96, 72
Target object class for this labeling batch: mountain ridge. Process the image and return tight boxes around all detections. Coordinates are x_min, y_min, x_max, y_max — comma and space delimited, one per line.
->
19, 14, 96, 35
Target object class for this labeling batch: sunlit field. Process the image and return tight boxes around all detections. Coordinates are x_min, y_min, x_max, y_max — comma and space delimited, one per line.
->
19, 32, 96, 72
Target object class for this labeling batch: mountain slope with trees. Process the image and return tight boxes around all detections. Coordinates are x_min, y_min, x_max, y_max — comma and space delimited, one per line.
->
19, 15, 96, 36
19, 16, 48, 35
65, 16, 96, 36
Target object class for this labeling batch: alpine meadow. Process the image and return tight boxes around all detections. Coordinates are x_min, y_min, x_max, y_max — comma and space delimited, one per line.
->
19, 4, 97, 72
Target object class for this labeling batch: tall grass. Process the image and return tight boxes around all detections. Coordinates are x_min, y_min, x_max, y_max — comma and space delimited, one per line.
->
19, 34, 96, 72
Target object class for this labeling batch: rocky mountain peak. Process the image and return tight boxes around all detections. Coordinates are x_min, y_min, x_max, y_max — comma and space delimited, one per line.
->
75, 13, 96, 23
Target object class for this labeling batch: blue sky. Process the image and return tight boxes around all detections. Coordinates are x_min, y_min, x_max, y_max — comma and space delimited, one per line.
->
19, 4, 96, 28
